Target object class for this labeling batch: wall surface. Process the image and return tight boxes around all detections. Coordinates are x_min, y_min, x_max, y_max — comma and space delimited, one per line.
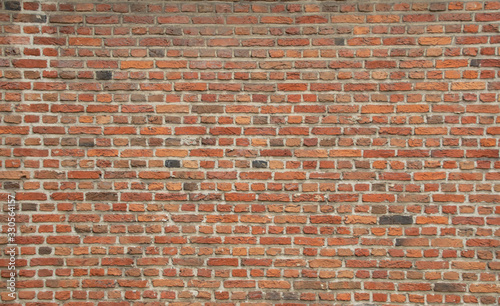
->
1, 0, 500, 304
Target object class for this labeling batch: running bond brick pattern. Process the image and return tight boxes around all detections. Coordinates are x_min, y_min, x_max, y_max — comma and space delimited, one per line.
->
1, 0, 500, 304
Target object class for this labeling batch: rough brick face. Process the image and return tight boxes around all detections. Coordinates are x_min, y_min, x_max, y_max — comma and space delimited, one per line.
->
1, 0, 500, 304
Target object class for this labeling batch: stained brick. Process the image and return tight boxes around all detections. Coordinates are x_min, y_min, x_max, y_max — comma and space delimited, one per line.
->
379, 215, 413, 225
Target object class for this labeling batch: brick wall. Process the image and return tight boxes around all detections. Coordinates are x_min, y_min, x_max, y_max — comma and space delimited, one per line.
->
1, 0, 500, 304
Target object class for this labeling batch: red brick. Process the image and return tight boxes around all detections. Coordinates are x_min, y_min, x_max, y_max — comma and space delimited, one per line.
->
207, 258, 238, 266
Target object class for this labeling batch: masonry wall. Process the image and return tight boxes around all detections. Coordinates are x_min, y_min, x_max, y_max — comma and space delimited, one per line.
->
1, 0, 500, 304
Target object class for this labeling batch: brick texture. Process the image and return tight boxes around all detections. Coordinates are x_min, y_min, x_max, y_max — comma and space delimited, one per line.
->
1, 0, 500, 304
